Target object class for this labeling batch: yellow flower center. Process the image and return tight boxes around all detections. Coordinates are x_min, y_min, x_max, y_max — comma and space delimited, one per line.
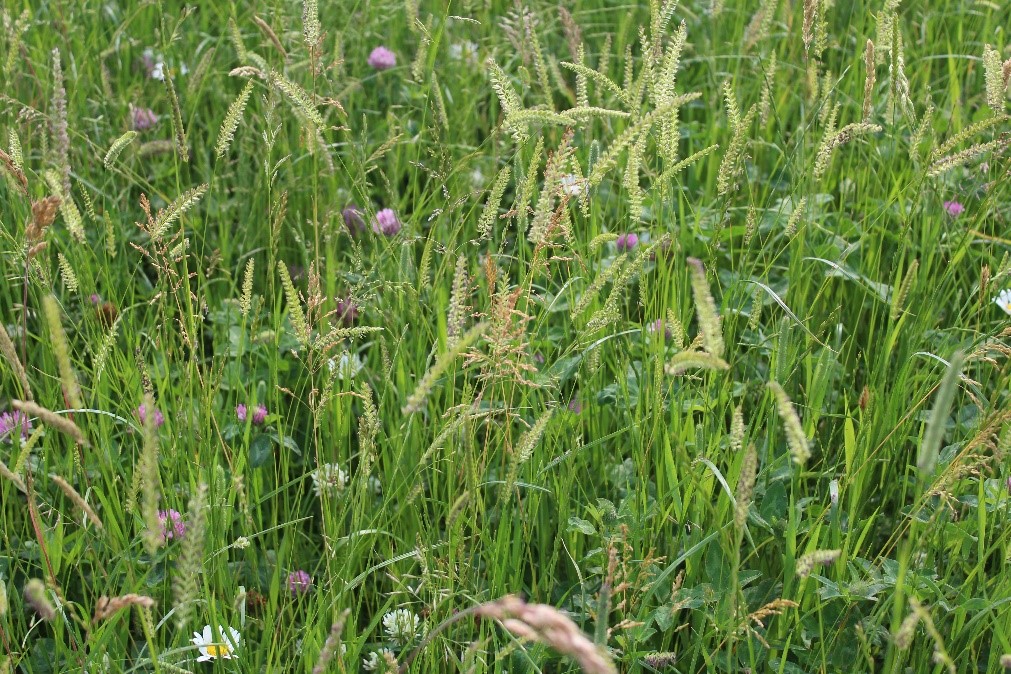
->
205, 644, 232, 658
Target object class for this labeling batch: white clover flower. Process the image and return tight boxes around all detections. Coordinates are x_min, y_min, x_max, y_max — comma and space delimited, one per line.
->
150, 60, 165, 81
311, 463, 347, 497
470, 168, 485, 188
382, 608, 423, 645
191, 624, 241, 662
449, 41, 479, 65
328, 351, 364, 380
363, 648, 394, 671
559, 174, 584, 196
994, 289, 1011, 316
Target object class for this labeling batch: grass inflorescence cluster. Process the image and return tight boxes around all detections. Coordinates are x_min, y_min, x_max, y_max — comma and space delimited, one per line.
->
1, 0, 1011, 673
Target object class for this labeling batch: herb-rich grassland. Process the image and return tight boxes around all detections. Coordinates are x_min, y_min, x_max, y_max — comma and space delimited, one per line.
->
1, 0, 1010, 672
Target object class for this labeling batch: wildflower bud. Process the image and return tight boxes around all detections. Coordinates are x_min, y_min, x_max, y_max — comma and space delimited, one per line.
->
23, 579, 56, 620
96, 301, 118, 328
342, 205, 366, 235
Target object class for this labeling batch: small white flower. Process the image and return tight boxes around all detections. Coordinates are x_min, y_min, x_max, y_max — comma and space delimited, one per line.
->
470, 168, 485, 188
382, 608, 423, 645
311, 463, 347, 497
448, 41, 479, 64
368, 475, 383, 496
150, 60, 165, 81
191, 624, 241, 662
233, 536, 250, 549
994, 289, 1011, 316
328, 351, 364, 380
559, 174, 584, 197
363, 648, 394, 671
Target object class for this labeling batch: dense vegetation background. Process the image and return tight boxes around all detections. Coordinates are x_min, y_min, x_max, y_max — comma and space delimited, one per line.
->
1, 0, 1010, 672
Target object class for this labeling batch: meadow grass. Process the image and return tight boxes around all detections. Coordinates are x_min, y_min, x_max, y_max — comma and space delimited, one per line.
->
1, 0, 1010, 672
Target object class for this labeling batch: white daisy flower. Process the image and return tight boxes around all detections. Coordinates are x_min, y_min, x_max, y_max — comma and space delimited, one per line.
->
191, 624, 241, 662
311, 463, 347, 497
363, 648, 394, 671
382, 608, 423, 645
994, 289, 1011, 316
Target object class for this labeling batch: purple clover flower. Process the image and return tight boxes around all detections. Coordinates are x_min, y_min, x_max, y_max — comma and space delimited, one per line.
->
568, 399, 582, 415
336, 298, 359, 327
237, 404, 268, 425
342, 205, 366, 236
943, 200, 965, 217
367, 46, 397, 71
287, 570, 313, 595
0, 410, 32, 443
615, 233, 638, 252
158, 509, 186, 541
373, 208, 401, 237
137, 404, 165, 429
131, 106, 159, 131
